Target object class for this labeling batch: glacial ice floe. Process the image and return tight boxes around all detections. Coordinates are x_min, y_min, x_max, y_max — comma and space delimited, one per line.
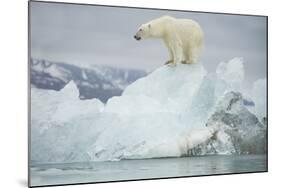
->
31, 58, 267, 163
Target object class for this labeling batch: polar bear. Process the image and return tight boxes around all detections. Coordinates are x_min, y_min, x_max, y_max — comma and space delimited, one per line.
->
134, 16, 204, 65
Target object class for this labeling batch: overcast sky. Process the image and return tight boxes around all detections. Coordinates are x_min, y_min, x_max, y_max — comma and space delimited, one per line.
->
30, 1, 267, 85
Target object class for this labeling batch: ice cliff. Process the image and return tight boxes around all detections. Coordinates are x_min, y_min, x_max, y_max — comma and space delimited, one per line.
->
31, 58, 267, 163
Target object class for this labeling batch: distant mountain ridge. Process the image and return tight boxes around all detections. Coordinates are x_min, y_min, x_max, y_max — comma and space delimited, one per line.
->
30, 58, 147, 102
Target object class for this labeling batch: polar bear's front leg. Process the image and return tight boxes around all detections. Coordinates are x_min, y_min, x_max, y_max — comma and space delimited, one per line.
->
164, 40, 174, 65
164, 49, 174, 65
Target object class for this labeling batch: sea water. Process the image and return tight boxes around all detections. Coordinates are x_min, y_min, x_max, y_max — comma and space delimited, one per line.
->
30, 154, 267, 187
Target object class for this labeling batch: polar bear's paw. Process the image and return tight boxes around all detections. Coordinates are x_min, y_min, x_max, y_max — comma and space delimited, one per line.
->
181, 60, 188, 64
167, 63, 176, 67
165, 60, 174, 65
165, 61, 176, 67
182, 59, 197, 64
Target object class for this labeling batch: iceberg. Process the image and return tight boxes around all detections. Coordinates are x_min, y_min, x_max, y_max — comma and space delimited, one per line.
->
89, 63, 210, 161
188, 58, 245, 124
31, 81, 104, 126
105, 63, 206, 114
215, 57, 245, 99
30, 58, 267, 163
31, 81, 104, 162
188, 91, 267, 155
251, 79, 267, 120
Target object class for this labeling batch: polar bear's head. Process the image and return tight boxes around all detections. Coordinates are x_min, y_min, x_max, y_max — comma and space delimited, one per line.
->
134, 23, 152, 40
134, 16, 171, 41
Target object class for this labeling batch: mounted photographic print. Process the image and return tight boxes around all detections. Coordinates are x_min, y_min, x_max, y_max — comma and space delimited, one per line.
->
29, 1, 268, 187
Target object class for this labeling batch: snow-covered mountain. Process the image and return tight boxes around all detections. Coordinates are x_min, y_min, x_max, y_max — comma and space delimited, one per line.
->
30, 59, 147, 102
31, 58, 267, 163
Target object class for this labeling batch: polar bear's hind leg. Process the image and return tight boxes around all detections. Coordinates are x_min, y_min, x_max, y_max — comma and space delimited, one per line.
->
185, 48, 198, 64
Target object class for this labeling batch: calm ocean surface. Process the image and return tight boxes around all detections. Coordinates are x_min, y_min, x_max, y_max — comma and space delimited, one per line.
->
30, 154, 267, 187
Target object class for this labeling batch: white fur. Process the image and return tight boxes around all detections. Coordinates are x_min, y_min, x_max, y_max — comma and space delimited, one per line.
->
135, 16, 204, 65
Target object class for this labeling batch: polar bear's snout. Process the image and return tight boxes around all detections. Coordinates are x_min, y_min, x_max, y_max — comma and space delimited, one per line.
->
134, 32, 141, 41
134, 35, 141, 40
134, 27, 145, 40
